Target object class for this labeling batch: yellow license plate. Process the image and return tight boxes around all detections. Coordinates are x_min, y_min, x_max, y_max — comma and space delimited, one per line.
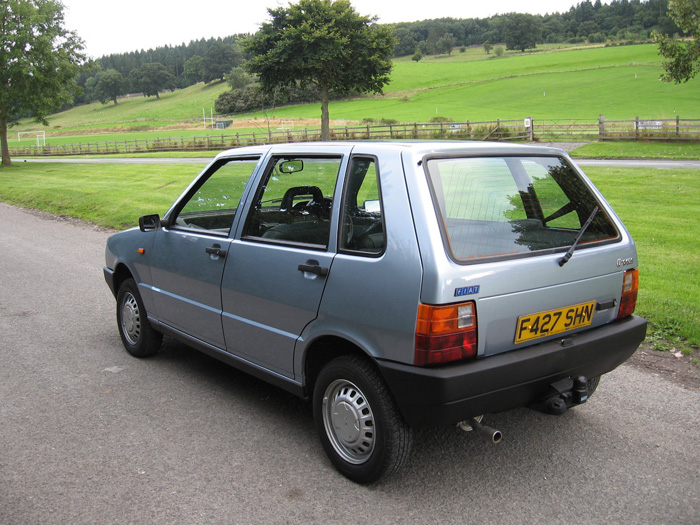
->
514, 301, 596, 344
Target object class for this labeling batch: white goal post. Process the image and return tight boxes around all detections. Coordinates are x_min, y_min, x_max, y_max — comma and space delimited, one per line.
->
17, 131, 46, 146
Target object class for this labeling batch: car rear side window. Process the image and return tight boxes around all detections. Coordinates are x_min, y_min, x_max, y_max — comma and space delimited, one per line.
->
339, 157, 385, 255
425, 156, 619, 262
243, 156, 341, 248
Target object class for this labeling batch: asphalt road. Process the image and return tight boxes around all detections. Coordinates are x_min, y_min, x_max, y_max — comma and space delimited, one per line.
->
1, 202, 699, 524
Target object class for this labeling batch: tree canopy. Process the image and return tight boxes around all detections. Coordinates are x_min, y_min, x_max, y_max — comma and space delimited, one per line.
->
654, 0, 700, 83
503, 14, 543, 52
202, 42, 243, 83
94, 69, 129, 106
244, 0, 395, 140
129, 63, 177, 99
0, 0, 86, 167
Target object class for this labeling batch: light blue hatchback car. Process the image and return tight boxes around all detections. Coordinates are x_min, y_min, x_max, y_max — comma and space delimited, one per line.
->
104, 142, 647, 483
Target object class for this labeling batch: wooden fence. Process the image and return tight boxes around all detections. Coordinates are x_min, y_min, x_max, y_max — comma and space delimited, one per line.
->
9, 116, 700, 157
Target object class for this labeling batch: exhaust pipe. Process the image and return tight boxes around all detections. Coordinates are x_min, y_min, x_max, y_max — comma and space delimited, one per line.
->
458, 418, 503, 444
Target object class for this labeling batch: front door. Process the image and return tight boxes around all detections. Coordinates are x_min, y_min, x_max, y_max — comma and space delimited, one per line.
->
149, 157, 260, 347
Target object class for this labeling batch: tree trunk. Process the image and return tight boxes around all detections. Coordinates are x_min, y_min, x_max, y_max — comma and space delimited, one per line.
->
0, 114, 11, 167
321, 84, 330, 141
113, 96, 118, 106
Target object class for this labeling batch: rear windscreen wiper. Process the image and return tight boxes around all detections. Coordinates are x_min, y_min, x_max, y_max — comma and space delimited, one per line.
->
559, 206, 599, 267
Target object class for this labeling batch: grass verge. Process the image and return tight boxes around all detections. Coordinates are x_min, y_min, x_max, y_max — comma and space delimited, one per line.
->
1, 161, 698, 351
585, 166, 700, 350
572, 141, 700, 159
0, 162, 208, 229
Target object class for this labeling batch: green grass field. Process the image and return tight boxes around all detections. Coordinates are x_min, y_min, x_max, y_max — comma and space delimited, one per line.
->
1, 161, 698, 351
586, 167, 700, 349
11, 43, 700, 147
572, 142, 700, 159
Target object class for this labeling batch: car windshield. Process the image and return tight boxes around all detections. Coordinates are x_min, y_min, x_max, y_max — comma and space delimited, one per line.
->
425, 156, 619, 262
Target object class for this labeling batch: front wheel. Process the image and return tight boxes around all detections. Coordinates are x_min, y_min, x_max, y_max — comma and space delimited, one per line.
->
116, 278, 162, 357
313, 355, 413, 484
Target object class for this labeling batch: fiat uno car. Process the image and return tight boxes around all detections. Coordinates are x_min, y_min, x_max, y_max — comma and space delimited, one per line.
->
104, 142, 647, 483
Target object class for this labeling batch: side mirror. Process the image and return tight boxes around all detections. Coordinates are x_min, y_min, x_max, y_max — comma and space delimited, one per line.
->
139, 214, 162, 232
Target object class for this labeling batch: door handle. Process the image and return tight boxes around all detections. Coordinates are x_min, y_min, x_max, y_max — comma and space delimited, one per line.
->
205, 246, 227, 257
298, 263, 328, 277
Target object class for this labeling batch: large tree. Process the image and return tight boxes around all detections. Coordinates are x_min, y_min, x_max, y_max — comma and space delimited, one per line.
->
202, 41, 243, 83
503, 13, 542, 52
184, 55, 205, 84
654, 0, 700, 83
129, 63, 176, 99
245, 0, 395, 141
94, 69, 129, 106
0, 0, 86, 167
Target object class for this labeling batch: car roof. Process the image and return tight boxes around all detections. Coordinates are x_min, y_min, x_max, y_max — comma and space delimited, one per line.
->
214, 141, 568, 160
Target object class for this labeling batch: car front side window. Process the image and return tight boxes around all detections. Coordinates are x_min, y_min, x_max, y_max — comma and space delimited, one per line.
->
172, 157, 259, 235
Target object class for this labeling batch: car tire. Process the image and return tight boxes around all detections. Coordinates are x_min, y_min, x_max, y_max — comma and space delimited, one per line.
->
116, 278, 162, 357
313, 354, 413, 484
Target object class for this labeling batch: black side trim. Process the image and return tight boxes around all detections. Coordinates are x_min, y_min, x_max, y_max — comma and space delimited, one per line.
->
151, 320, 304, 398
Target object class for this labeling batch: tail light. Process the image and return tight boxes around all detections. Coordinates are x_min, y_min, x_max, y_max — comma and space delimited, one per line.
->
617, 269, 639, 319
415, 302, 477, 366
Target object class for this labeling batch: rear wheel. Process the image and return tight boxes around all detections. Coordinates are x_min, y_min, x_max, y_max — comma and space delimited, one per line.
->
313, 355, 413, 484
116, 278, 162, 357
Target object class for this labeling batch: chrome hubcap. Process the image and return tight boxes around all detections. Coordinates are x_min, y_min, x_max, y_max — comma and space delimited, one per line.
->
120, 292, 141, 346
322, 379, 375, 464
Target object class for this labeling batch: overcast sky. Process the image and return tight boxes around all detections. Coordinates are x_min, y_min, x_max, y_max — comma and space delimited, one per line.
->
62, 0, 607, 58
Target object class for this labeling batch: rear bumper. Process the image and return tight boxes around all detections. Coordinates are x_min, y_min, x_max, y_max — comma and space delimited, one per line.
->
378, 315, 647, 428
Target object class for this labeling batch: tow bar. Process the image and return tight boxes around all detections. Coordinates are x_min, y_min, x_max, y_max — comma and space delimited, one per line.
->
531, 376, 591, 415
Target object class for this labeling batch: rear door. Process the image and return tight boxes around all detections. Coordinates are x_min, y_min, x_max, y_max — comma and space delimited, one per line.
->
221, 150, 350, 377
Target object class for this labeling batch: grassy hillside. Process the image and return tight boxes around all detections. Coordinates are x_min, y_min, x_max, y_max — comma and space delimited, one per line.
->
13, 43, 700, 143
23, 82, 230, 133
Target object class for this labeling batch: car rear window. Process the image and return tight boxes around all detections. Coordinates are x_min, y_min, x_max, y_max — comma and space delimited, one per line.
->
425, 156, 619, 262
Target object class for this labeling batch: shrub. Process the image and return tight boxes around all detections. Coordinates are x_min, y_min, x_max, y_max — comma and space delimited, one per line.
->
430, 116, 454, 123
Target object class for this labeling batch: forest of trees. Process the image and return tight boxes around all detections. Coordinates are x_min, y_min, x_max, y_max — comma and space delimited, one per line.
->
73, 0, 685, 111
391, 0, 680, 56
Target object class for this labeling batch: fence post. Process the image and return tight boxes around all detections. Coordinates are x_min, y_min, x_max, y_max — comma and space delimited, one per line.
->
599, 114, 605, 141
677, 115, 680, 138
635, 116, 640, 140
527, 116, 534, 141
